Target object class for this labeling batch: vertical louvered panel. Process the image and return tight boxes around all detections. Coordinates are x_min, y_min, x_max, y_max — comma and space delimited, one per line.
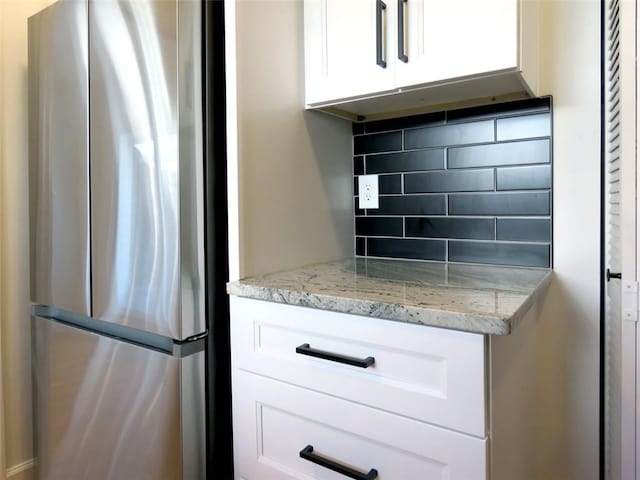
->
605, 0, 622, 478
603, 0, 635, 478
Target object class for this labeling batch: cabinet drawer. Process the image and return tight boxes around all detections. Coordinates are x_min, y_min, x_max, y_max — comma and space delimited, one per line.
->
230, 297, 486, 437
233, 371, 487, 480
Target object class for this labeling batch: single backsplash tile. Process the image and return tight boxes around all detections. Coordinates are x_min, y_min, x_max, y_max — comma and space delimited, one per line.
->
496, 113, 551, 141
405, 120, 494, 150
367, 238, 447, 261
447, 139, 550, 169
366, 149, 444, 174
448, 241, 551, 268
496, 165, 552, 191
449, 192, 551, 216
355, 217, 404, 237
379, 174, 403, 194
404, 169, 494, 193
354, 131, 402, 155
496, 218, 551, 243
405, 217, 495, 240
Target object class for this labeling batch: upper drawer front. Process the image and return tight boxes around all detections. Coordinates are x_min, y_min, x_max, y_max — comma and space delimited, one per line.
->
231, 297, 486, 437
234, 370, 487, 480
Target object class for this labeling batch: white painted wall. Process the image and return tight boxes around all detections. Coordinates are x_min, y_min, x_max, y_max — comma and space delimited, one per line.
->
534, 1, 601, 478
0, 1, 54, 479
226, 2, 603, 478
226, 0, 354, 280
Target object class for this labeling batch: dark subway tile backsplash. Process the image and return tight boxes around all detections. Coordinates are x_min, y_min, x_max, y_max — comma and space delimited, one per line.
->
353, 97, 553, 268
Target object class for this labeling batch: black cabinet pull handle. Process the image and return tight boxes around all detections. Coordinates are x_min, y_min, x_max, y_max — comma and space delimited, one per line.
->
397, 0, 408, 62
607, 268, 622, 281
295, 343, 375, 368
376, 0, 387, 68
300, 445, 378, 480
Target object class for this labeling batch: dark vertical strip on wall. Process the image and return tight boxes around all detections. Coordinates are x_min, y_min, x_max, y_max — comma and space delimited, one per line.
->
204, 2, 233, 478
599, 0, 606, 478
352, 97, 553, 268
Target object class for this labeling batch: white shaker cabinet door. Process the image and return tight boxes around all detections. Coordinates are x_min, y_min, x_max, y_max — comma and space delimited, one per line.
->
395, 0, 519, 89
304, 0, 396, 106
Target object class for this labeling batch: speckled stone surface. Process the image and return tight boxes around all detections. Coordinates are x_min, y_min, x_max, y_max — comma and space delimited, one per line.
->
226, 258, 552, 335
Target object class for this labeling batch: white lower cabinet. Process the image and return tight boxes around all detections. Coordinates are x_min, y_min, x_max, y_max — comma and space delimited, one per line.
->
231, 296, 539, 480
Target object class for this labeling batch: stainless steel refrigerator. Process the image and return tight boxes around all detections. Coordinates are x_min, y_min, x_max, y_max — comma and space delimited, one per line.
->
28, 1, 231, 478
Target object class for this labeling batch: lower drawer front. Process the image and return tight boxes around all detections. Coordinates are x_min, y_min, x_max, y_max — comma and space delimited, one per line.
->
233, 371, 487, 480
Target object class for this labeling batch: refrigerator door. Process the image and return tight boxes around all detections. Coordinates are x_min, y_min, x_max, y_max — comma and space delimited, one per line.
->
32, 315, 205, 480
89, 0, 205, 340
28, 0, 90, 316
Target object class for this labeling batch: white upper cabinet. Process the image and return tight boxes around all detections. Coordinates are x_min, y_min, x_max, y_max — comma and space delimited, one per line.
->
304, 0, 396, 105
304, 0, 539, 117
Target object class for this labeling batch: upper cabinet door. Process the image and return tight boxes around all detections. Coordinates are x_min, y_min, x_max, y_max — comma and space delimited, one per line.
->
396, 0, 519, 89
28, 0, 90, 316
89, 0, 205, 340
304, 0, 396, 106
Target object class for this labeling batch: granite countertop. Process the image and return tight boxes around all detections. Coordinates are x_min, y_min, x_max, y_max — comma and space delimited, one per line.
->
226, 258, 552, 335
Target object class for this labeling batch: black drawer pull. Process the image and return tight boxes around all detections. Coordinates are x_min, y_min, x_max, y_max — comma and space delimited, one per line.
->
295, 343, 375, 368
300, 445, 378, 480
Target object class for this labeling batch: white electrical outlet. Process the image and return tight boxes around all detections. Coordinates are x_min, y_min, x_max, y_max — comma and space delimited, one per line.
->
358, 174, 379, 209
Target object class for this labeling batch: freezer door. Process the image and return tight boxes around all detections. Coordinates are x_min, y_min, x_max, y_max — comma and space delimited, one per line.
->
89, 0, 205, 340
32, 316, 205, 480
28, 0, 90, 316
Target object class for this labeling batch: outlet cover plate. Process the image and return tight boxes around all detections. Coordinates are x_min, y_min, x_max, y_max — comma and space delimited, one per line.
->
358, 174, 379, 209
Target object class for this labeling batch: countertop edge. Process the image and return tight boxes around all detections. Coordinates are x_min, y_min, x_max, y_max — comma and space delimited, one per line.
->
227, 274, 552, 336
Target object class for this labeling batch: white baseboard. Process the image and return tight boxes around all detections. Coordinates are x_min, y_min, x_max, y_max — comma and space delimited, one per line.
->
6, 459, 34, 480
